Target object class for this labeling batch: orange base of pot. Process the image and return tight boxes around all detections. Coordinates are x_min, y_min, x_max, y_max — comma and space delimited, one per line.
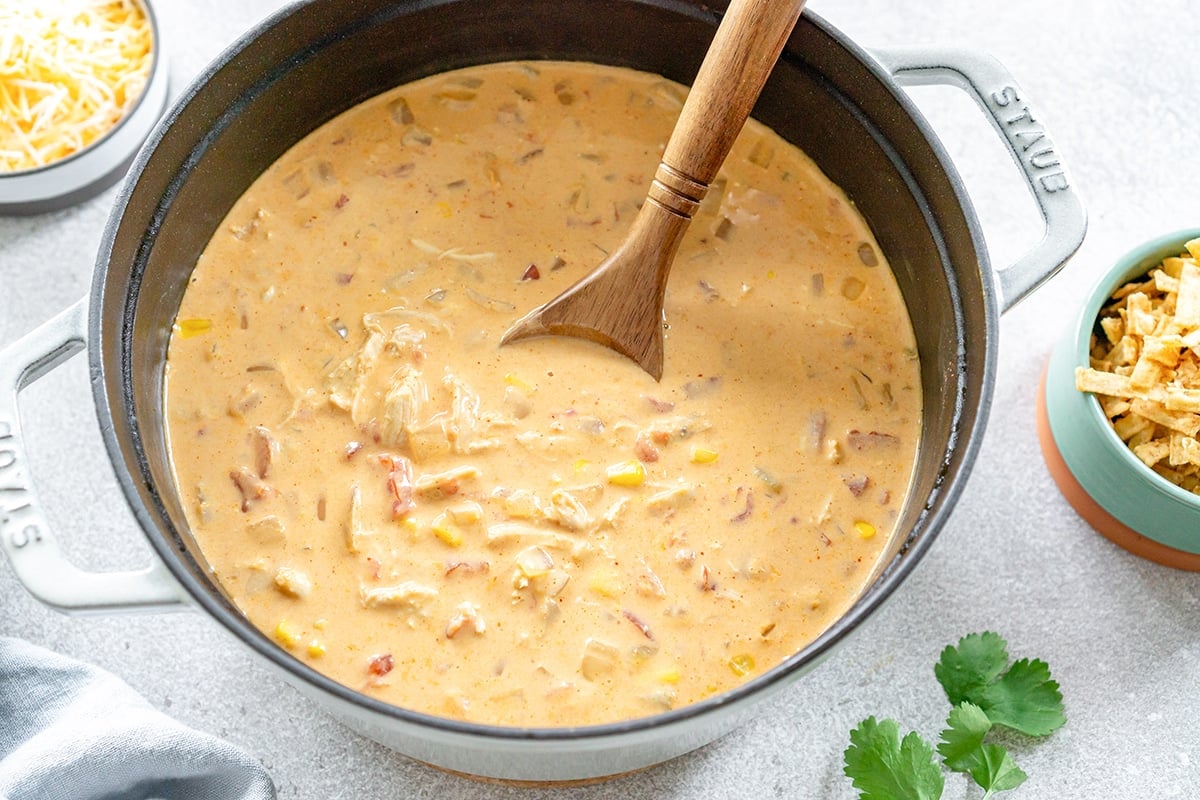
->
1036, 367, 1200, 571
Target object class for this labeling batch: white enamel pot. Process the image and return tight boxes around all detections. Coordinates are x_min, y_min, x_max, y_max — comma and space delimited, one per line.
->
0, 0, 1085, 783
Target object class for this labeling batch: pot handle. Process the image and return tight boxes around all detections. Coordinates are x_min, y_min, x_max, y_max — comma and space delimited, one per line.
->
872, 47, 1087, 312
0, 300, 187, 614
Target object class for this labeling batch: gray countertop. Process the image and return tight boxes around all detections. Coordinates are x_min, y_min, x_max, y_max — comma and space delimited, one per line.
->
2, 1, 1197, 798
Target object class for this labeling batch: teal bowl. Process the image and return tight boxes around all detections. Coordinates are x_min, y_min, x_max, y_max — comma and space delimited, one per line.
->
1039, 228, 1200, 570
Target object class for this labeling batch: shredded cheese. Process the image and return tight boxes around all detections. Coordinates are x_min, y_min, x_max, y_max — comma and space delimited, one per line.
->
0, 0, 152, 172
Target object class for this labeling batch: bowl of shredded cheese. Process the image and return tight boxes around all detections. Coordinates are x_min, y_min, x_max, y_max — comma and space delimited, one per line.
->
0, 0, 168, 214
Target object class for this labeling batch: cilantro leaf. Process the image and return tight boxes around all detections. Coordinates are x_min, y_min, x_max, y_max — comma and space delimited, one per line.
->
978, 658, 1066, 736
968, 743, 1027, 798
846, 633, 1064, 800
844, 716, 944, 800
934, 634, 1065, 737
939, 703, 1027, 798
937, 702, 992, 771
934, 632, 1009, 706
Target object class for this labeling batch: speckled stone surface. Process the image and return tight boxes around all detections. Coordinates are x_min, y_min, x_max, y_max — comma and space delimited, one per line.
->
1, 1, 1197, 798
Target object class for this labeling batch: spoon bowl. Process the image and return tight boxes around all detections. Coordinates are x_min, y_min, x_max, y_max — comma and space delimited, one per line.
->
500, 0, 806, 379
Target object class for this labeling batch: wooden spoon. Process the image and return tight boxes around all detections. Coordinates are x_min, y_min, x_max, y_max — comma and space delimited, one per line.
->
500, 0, 807, 380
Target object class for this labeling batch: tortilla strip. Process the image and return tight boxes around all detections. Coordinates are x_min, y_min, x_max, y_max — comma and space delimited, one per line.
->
1130, 398, 1200, 437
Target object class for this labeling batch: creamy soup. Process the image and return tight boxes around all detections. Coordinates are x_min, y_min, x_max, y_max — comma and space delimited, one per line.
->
165, 61, 921, 727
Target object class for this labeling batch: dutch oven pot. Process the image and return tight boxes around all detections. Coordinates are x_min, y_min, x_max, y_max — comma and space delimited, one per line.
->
0, 0, 1085, 783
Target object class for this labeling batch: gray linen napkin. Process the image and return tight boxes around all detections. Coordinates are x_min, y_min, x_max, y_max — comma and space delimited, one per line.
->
0, 637, 275, 800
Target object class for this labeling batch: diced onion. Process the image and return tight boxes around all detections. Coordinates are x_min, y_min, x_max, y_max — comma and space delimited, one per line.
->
0, 0, 153, 172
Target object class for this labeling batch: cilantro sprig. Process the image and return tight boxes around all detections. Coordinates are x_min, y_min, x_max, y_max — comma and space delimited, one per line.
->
843, 632, 1064, 799
934, 632, 1065, 737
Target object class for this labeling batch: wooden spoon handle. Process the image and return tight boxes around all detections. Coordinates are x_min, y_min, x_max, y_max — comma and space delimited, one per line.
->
659, 0, 805, 192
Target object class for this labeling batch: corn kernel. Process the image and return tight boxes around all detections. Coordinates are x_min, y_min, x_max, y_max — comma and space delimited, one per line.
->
854, 521, 877, 539
447, 500, 483, 525
728, 653, 755, 677
606, 460, 646, 487
503, 489, 541, 519
658, 667, 681, 684
504, 372, 533, 392
588, 567, 623, 598
434, 527, 462, 547
690, 446, 719, 464
274, 620, 302, 649
432, 513, 463, 547
516, 546, 554, 579
573, 459, 591, 473
176, 318, 212, 339
307, 640, 327, 658
434, 201, 453, 218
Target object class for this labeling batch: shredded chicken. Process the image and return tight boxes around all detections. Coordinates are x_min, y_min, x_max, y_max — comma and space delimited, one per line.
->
273, 566, 313, 598
645, 482, 695, 514
414, 465, 480, 498
379, 371, 427, 448
487, 523, 590, 556
343, 484, 368, 553
360, 581, 438, 614
544, 488, 590, 531
250, 425, 279, 478
230, 466, 271, 512
445, 601, 486, 638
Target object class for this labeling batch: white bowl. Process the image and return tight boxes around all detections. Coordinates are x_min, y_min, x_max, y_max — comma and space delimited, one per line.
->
0, 0, 169, 216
